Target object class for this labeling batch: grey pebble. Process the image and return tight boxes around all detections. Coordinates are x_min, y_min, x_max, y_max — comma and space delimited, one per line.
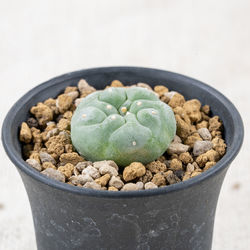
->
39, 152, 56, 165
41, 168, 65, 182
198, 128, 212, 141
167, 142, 189, 155
83, 181, 102, 190
75, 161, 93, 172
193, 141, 213, 156
82, 166, 100, 179
69, 174, 93, 185
109, 176, 124, 189
26, 159, 42, 171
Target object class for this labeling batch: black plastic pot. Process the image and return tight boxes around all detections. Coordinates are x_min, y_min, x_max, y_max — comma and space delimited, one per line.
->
2, 67, 244, 250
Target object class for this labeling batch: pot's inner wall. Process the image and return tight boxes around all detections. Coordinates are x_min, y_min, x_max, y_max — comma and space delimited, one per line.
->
11, 68, 234, 160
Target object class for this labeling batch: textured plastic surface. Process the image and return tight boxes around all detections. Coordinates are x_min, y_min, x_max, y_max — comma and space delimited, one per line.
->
71, 87, 176, 166
2, 67, 244, 250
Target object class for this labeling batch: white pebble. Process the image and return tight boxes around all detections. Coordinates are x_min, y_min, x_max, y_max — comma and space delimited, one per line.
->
26, 159, 42, 171
109, 176, 124, 189
136, 181, 144, 190
144, 182, 158, 190
83, 181, 102, 190
121, 183, 140, 191
82, 166, 100, 179
99, 165, 118, 176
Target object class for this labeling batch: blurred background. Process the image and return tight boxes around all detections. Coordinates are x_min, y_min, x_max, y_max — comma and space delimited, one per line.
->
0, 0, 249, 249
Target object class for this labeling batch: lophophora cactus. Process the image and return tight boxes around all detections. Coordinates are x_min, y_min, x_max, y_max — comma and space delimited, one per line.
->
71, 87, 176, 167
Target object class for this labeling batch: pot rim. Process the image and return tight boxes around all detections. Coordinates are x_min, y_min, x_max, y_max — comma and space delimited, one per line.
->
2, 66, 244, 198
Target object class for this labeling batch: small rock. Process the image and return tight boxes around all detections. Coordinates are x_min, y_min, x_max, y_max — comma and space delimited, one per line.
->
41, 168, 65, 182
144, 182, 158, 189
56, 94, 73, 114
39, 152, 56, 165
57, 118, 70, 131
175, 114, 192, 139
168, 93, 185, 108
30, 103, 53, 126
78, 79, 96, 97
123, 162, 146, 182
83, 181, 102, 190
26, 159, 42, 171
108, 186, 118, 191
170, 158, 183, 171
163, 91, 177, 103
209, 116, 222, 132
137, 82, 152, 90
136, 181, 144, 190
198, 128, 212, 141
193, 141, 213, 156
75, 161, 93, 172
109, 176, 124, 189
99, 165, 118, 176
121, 183, 140, 191
212, 137, 226, 156
45, 128, 60, 140
20, 122, 32, 143
183, 172, 192, 181
146, 161, 167, 174
82, 166, 100, 179
184, 133, 202, 148
139, 170, 153, 183
93, 160, 118, 171
64, 86, 78, 93
59, 152, 84, 165
110, 80, 124, 88
95, 174, 111, 186
58, 163, 74, 179
164, 170, 181, 185
42, 162, 56, 170
204, 161, 216, 171
183, 99, 202, 123
151, 173, 166, 186
66, 91, 79, 100
191, 171, 202, 178
196, 121, 208, 130
172, 135, 182, 143
202, 105, 210, 115
186, 163, 195, 173
29, 152, 40, 164
26, 117, 38, 128
179, 152, 193, 164
154, 85, 169, 97
69, 174, 93, 185
167, 142, 189, 155
196, 150, 220, 167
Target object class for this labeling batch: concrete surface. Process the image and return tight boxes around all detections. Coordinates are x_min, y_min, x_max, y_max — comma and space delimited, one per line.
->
0, 0, 249, 249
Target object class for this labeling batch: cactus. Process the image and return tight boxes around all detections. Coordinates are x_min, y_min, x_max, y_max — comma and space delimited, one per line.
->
71, 87, 176, 166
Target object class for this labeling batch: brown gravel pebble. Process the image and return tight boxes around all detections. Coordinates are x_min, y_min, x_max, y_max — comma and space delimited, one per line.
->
20, 79, 227, 191
58, 163, 74, 179
151, 173, 166, 186
123, 162, 146, 182
59, 152, 84, 165
30, 103, 53, 126
170, 158, 183, 171
20, 122, 32, 143
95, 174, 111, 186
42, 162, 56, 170
146, 161, 167, 174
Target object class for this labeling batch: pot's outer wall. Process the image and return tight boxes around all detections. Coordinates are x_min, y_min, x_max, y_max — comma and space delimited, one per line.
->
20, 167, 228, 250
2, 67, 244, 250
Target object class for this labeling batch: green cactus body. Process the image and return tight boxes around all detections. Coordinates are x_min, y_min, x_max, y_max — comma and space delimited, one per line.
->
71, 87, 176, 166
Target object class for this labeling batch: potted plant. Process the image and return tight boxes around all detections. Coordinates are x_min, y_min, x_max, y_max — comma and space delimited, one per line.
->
2, 67, 244, 250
